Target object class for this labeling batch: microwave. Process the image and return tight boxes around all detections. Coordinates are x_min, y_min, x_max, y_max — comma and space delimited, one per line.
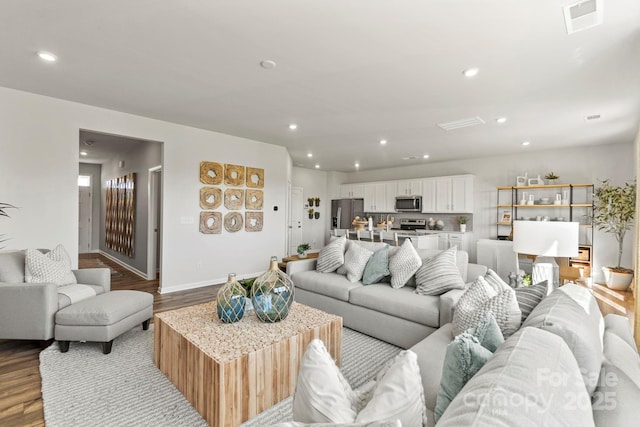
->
395, 196, 422, 212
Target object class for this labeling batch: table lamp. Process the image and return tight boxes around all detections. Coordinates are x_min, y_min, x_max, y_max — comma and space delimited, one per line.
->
512, 220, 579, 292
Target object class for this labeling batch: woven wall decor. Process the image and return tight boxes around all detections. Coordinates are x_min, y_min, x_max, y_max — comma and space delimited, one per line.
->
246, 167, 265, 188
224, 212, 243, 232
200, 187, 222, 210
200, 161, 223, 185
245, 212, 264, 232
245, 189, 264, 210
224, 188, 244, 210
224, 164, 245, 187
105, 173, 136, 257
199, 212, 222, 234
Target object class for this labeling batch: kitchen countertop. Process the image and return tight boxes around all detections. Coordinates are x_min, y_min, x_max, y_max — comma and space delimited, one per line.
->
342, 228, 468, 236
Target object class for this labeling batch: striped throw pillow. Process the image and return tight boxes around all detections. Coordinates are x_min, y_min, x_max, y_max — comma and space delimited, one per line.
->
414, 247, 465, 296
388, 240, 422, 289
316, 236, 347, 273
514, 281, 548, 322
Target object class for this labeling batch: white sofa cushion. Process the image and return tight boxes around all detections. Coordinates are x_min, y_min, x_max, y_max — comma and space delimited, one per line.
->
292, 270, 363, 302
293, 339, 426, 427
349, 284, 440, 328
388, 240, 422, 289
25, 244, 77, 286
522, 284, 604, 395
437, 327, 595, 427
415, 247, 465, 296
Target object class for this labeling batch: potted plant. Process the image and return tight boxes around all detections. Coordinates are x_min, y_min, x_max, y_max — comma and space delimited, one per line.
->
544, 172, 560, 185
0, 202, 16, 249
457, 215, 469, 232
314, 197, 320, 207
297, 243, 311, 258
314, 211, 320, 220
308, 208, 314, 219
593, 179, 636, 290
307, 197, 314, 207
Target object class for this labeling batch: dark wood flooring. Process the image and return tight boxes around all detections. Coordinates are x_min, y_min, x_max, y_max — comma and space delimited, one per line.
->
0, 254, 635, 426
0, 253, 223, 427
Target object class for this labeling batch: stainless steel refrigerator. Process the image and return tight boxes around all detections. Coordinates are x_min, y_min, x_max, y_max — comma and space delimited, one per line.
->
331, 199, 364, 229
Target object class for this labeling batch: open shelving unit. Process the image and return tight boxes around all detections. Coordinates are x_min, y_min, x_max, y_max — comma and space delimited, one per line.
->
496, 183, 594, 276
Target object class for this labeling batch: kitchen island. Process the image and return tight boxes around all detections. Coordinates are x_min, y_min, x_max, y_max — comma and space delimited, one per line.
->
340, 229, 472, 252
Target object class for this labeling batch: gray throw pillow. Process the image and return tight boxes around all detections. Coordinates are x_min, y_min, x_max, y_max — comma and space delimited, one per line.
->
316, 236, 347, 273
414, 247, 465, 296
434, 333, 493, 422
514, 280, 548, 322
466, 312, 504, 353
362, 246, 390, 285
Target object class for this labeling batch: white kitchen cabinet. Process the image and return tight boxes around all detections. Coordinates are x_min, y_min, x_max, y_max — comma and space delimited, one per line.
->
385, 182, 398, 213
363, 182, 388, 212
340, 183, 365, 199
410, 234, 439, 250
421, 175, 474, 213
437, 233, 449, 250
396, 179, 422, 196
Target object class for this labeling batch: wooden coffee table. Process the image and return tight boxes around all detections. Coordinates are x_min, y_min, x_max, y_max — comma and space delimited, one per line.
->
154, 301, 342, 427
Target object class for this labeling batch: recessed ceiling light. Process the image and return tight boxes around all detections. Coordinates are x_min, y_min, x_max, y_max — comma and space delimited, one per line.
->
260, 60, 277, 69
379, 139, 387, 145
38, 51, 57, 62
462, 67, 479, 78
307, 153, 312, 158
354, 162, 360, 168
80, 151, 88, 156
315, 164, 320, 169
423, 154, 430, 159
522, 141, 530, 146
289, 123, 298, 130
496, 117, 508, 124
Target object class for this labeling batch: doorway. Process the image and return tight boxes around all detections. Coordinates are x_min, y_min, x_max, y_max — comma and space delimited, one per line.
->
147, 166, 162, 280
78, 175, 92, 253
289, 187, 303, 255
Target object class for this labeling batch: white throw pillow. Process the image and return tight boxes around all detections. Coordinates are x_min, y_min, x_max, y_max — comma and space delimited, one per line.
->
25, 245, 77, 286
388, 240, 422, 289
453, 271, 521, 337
293, 340, 425, 427
343, 244, 374, 283
414, 247, 465, 296
317, 236, 347, 273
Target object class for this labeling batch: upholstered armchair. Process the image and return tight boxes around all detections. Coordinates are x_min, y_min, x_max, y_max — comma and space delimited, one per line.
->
0, 250, 110, 340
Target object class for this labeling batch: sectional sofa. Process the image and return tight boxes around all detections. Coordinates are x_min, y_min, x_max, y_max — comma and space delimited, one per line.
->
287, 242, 639, 426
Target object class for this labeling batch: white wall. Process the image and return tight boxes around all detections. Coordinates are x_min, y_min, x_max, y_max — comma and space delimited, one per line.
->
0, 87, 290, 293
291, 167, 330, 250
337, 142, 636, 281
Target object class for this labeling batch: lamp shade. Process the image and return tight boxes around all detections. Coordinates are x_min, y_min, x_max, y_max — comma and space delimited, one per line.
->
512, 221, 579, 257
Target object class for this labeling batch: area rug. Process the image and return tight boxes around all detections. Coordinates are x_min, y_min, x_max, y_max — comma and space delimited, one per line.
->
40, 324, 400, 427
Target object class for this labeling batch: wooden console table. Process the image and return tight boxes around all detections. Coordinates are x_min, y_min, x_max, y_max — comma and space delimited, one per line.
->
154, 301, 341, 427
278, 252, 319, 271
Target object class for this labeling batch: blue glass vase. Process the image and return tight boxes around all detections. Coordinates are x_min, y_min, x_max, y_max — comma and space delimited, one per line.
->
217, 273, 246, 323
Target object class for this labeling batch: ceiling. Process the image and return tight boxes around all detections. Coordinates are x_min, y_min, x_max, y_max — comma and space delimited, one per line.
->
2, 1, 640, 172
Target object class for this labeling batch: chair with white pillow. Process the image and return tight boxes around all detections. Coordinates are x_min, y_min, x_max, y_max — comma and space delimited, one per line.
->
0, 246, 110, 341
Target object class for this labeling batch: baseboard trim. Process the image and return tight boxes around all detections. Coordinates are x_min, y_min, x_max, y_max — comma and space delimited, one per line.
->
99, 251, 148, 280
158, 271, 263, 294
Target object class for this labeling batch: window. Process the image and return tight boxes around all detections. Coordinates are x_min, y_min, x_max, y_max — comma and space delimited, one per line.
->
78, 175, 91, 187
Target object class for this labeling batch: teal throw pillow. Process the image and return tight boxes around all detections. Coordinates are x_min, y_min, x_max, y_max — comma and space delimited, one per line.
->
434, 334, 493, 422
362, 246, 390, 285
466, 312, 504, 353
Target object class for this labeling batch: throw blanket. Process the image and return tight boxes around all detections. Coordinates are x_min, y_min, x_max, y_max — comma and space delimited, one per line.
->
57, 284, 97, 304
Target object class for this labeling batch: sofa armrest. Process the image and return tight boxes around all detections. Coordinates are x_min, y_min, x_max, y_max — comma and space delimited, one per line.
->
73, 268, 111, 292
286, 259, 318, 276
439, 287, 468, 326
466, 263, 487, 282
0, 281, 59, 340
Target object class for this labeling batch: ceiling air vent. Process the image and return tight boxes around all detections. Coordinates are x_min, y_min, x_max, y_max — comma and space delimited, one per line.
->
564, 0, 602, 35
437, 116, 485, 131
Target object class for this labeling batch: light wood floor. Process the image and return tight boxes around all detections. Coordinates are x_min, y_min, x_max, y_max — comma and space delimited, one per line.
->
0, 253, 224, 427
0, 254, 635, 426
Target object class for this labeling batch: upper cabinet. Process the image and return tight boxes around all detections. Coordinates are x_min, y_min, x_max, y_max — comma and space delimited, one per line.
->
340, 183, 365, 199
363, 182, 387, 212
422, 175, 474, 213
396, 179, 422, 196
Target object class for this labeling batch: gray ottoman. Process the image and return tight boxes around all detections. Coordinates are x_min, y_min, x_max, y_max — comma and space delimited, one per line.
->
55, 290, 153, 354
